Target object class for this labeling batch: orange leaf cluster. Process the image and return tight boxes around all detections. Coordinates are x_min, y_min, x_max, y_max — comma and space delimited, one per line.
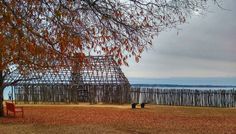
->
0, 0, 213, 74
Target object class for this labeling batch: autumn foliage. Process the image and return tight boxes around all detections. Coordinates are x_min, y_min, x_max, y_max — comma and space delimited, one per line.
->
0, 0, 216, 70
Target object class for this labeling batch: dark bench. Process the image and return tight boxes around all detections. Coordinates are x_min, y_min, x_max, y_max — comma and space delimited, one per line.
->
5, 102, 24, 117
141, 103, 147, 108
131, 103, 138, 109
131, 103, 147, 109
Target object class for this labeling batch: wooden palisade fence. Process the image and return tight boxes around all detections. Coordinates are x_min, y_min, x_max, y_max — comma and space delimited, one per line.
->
14, 84, 130, 104
130, 88, 236, 107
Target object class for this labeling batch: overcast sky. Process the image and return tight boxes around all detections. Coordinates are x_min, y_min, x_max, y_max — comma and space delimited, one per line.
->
122, 0, 236, 81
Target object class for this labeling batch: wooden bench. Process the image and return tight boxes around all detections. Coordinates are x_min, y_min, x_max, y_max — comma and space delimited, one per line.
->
5, 102, 24, 117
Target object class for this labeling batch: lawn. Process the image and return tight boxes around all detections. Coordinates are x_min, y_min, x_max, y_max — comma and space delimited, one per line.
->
0, 104, 236, 134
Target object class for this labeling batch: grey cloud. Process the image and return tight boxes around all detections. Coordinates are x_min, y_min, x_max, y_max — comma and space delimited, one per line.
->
155, 1, 236, 63
123, 0, 236, 78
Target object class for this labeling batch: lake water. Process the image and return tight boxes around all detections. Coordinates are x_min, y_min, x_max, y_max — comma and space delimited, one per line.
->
131, 84, 236, 89
131, 86, 235, 90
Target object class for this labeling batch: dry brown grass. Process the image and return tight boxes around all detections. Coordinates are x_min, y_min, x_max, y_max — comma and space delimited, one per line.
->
1, 104, 236, 134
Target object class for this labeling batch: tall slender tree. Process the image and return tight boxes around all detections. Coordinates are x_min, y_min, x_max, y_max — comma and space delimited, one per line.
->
0, 0, 219, 116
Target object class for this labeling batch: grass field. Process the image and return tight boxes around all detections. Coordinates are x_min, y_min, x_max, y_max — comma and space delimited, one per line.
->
1, 104, 236, 134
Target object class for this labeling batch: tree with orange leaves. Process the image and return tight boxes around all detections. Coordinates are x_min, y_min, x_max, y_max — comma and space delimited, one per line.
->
0, 0, 220, 116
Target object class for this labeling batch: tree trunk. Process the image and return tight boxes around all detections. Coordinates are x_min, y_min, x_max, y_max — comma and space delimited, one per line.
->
0, 44, 4, 117
0, 70, 4, 117
0, 86, 3, 117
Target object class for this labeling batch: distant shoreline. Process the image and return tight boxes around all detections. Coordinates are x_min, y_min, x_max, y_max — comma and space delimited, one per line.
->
128, 77, 236, 86
131, 84, 236, 88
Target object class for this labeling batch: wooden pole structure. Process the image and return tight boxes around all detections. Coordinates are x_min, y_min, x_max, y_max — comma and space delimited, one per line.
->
5, 56, 131, 104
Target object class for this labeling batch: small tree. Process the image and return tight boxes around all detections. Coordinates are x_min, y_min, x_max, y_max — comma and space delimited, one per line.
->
0, 0, 219, 116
